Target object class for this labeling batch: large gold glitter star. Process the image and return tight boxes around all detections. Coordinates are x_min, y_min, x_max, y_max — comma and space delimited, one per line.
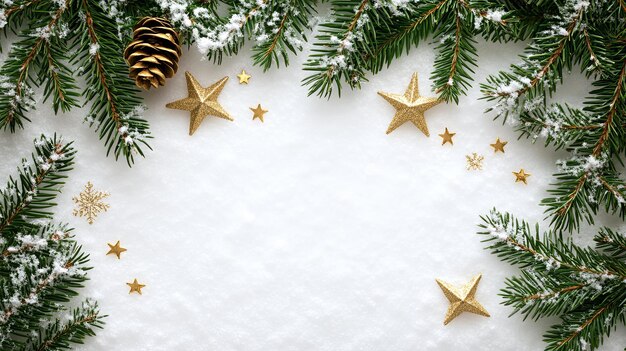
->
237, 69, 251, 84
490, 138, 508, 153
378, 72, 441, 136
127, 279, 146, 295
72, 182, 110, 225
166, 72, 233, 136
436, 274, 490, 325
106, 240, 127, 259
438, 127, 455, 145
513, 169, 531, 184
250, 104, 268, 122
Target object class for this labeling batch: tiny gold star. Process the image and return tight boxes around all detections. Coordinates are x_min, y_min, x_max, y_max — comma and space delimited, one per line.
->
438, 128, 456, 145
250, 104, 268, 122
378, 72, 441, 136
106, 241, 127, 259
466, 153, 484, 171
166, 72, 233, 136
237, 69, 251, 84
436, 274, 490, 325
127, 279, 145, 295
513, 169, 531, 184
490, 138, 508, 153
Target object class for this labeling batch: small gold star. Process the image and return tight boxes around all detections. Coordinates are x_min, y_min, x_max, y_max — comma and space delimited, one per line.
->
72, 182, 110, 225
513, 169, 531, 184
490, 138, 508, 153
127, 279, 145, 295
237, 69, 251, 84
436, 274, 490, 325
466, 153, 484, 171
438, 128, 455, 145
250, 104, 268, 122
378, 72, 441, 136
166, 72, 233, 136
106, 241, 127, 259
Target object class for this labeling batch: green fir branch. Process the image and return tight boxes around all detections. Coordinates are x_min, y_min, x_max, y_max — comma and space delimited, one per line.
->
302, 0, 374, 98
366, 0, 447, 75
482, 1, 625, 232
193, 0, 270, 64
70, 0, 152, 166
478, 210, 626, 351
431, 1, 478, 103
0, 0, 44, 36
23, 300, 104, 351
0, 135, 75, 234
594, 227, 626, 260
0, 0, 69, 132
0, 135, 103, 350
251, 0, 317, 70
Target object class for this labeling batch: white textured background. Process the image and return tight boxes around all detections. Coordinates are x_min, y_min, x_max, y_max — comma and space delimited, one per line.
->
1, 38, 625, 350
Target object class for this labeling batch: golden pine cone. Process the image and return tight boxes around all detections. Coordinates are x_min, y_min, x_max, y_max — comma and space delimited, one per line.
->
124, 17, 182, 90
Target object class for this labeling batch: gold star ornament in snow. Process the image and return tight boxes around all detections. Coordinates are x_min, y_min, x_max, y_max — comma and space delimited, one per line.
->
72, 182, 110, 225
378, 72, 441, 136
436, 274, 490, 325
250, 104, 268, 122
237, 69, 251, 84
513, 169, 531, 184
127, 279, 145, 295
106, 241, 127, 259
166, 71, 233, 136
438, 128, 455, 145
490, 138, 508, 153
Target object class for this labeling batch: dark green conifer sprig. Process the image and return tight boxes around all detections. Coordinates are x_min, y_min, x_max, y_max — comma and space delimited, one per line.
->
0, 0, 78, 132
302, 0, 516, 100
24, 300, 104, 350
482, 1, 625, 232
430, 0, 479, 103
594, 227, 626, 260
0, 0, 151, 166
0, 135, 104, 350
250, 0, 317, 70
302, 0, 379, 98
478, 210, 626, 351
177, 0, 317, 70
70, 0, 152, 165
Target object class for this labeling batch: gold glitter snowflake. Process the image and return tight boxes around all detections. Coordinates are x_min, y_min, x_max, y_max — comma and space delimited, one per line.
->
72, 182, 110, 224
466, 153, 484, 171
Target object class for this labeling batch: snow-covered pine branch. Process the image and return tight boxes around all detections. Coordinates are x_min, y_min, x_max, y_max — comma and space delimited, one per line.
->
478, 210, 626, 351
481, 0, 625, 232
0, 135, 103, 350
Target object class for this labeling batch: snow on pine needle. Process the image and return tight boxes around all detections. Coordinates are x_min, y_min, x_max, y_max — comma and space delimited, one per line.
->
0, 135, 104, 350
478, 210, 626, 351
481, 0, 625, 232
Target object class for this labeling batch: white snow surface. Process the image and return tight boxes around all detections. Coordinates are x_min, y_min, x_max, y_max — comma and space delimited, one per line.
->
1, 40, 625, 350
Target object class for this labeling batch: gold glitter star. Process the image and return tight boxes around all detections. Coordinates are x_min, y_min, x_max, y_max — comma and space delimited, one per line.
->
127, 279, 145, 295
250, 104, 268, 122
513, 169, 531, 184
72, 182, 110, 225
166, 72, 233, 136
436, 274, 490, 325
466, 153, 484, 171
237, 69, 251, 84
490, 138, 508, 153
378, 72, 441, 136
438, 128, 455, 145
106, 241, 127, 259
